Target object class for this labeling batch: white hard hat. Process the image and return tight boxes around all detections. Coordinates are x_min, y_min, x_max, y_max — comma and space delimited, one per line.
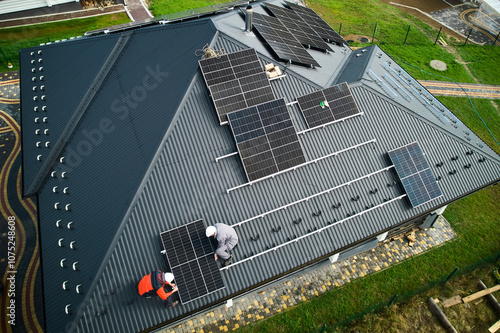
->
206, 226, 216, 237
164, 272, 174, 283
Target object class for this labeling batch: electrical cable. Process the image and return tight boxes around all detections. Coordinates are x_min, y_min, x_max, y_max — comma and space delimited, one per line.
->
387, 53, 500, 147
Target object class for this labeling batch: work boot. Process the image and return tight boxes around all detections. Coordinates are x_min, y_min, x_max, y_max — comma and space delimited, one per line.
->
167, 301, 179, 308
223, 255, 233, 267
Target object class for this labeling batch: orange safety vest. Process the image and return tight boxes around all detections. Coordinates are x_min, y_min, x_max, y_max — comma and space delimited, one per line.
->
138, 271, 174, 300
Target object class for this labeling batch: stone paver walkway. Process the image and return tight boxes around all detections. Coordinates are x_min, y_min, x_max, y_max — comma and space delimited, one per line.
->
159, 216, 456, 333
419, 80, 500, 99
125, 0, 153, 21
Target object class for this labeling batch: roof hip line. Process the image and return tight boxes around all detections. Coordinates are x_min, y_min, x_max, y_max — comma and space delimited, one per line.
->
25, 32, 133, 196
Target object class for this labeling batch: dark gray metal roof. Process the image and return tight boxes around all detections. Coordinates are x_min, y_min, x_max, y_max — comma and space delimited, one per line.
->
20, 19, 219, 333
19, 1, 500, 333
20, 34, 121, 196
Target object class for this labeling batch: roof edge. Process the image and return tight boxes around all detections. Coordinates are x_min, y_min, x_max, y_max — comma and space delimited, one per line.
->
380, 48, 500, 162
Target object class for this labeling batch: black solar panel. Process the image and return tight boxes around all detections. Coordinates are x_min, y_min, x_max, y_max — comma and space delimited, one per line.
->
228, 98, 306, 181
264, 3, 332, 52
160, 220, 225, 304
199, 48, 275, 122
285, 1, 349, 46
252, 12, 320, 68
388, 142, 443, 208
296, 82, 360, 128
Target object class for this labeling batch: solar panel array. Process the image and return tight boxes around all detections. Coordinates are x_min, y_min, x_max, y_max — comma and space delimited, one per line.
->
199, 48, 275, 122
227, 98, 306, 181
160, 219, 225, 304
285, 1, 349, 46
252, 12, 320, 68
296, 82, 360, 128
388, 142, 443, 208
264, 3, 332, 52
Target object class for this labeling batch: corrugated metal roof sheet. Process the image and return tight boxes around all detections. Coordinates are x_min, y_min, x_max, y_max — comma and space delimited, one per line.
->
18, 1, 500, 332
69, 68, 500, 332
20, 34, 121, 196
21, 19, 218, 333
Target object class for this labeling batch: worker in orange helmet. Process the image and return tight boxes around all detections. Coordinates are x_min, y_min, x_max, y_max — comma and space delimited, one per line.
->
138, 270, 178, 308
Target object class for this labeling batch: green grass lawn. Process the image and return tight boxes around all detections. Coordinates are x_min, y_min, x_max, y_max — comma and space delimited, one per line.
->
0, 13, 130, 70
149, 0, 228, 16
336, 262, 500, 332
455, 44, 500, 85
382, 44, 475, 83
437, 97, 500, 150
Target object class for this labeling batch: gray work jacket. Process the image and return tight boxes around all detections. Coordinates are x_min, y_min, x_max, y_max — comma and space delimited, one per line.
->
215, 223, 238, 251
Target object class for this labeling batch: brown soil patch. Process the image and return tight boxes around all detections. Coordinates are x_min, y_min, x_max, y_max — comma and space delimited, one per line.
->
344, 34, 373, 43
343, 264, 500, 333
383, 0, 450, 13
442, 45, 479, 83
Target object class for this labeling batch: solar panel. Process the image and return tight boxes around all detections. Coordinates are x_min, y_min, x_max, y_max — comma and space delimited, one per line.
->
227, 98, 306, 181
296, 82, 360, 128
284, 1, 349, 46
160, 219, 225, 304
264, 3, 332, 52
199, 48, 275, 122
252, 12, 320, 68
388, 142, 443, 208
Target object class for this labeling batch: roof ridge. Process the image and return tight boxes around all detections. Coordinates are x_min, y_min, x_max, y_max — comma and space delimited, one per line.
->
25, 32, 133, 196
66, 60, 211, 333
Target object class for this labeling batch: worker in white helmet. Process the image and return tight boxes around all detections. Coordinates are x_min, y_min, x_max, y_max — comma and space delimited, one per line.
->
206, 223, 238, 267
138, 270, 178, 308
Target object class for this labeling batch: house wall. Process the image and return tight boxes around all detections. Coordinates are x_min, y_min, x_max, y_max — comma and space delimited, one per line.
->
329, 211, 435, 263
474, 1, 500, 34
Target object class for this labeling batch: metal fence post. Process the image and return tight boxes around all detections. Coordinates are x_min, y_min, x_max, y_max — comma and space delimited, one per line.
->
464, 28, 473, 45
444, 266, 459, 283
320, 323, 327, 333
403, 25, 411, 44
434, 26, 442, 45
372, 22, 378, 43
0, 48, 7, 64
339, 23, 342, 35
387, 293, 398, 307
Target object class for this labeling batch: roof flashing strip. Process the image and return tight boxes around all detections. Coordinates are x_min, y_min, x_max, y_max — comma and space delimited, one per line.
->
25, 32, 133, 195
